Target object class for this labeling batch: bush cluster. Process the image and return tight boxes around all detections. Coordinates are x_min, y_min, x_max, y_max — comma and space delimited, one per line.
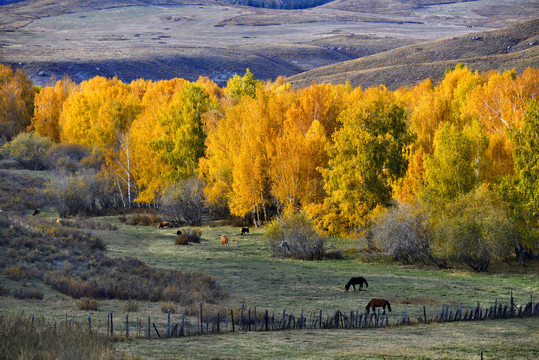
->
1, 133, 53, 170
266, 211, 326, 260
0, 171, 47, 213
124, 299, 139, 312
119, 213, 159, 226
161, 302, 177, 314
174, 228, 202, 245
78, 297, 99, 311
57, 218, 118, 231
0, 216, 227, 305
12, 287, 44, 300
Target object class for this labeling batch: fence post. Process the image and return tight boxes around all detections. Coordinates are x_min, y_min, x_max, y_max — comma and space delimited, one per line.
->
125, 314, 129, 338
217, 312, 220, 333
226, 304, 229, 332
181, 312, 185, 336
148, 315, 151, 338
494, 298, 498, 319
319, 310, 322, 329
265, 309, 269, 331
167, 309, 171, 337
248, 309, 251, 331
88, 315, 91, 333
402, 307, 406, 325
423, 306, 427, 323
111, 313, 114, 338
200, 302, 204, 333
230, 309, 235, 332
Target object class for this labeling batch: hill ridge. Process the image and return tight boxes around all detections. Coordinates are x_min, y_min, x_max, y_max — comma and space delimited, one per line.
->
287, 18, 539, 89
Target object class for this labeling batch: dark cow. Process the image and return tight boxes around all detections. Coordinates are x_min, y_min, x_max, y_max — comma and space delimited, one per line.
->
158, 221, 171, 229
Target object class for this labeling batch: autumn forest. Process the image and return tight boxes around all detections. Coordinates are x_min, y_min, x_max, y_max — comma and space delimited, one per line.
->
1, 63, 538, 272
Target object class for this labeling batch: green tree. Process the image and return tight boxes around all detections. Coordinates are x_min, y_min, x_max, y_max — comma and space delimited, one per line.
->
323, 86, 415, 226
226, 68, 259, 100
150, 82, 212, 181
424, 122, 479, 200
433, 186, 514, 272
497, 100, 539, 262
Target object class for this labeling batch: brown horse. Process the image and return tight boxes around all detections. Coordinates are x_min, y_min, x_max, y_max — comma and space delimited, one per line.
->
221, 235, 229, 246
365, 298, 391, 314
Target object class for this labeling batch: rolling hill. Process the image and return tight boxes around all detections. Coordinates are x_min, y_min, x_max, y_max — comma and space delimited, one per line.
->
0, 0, 537, 87
287, 18, 539, 89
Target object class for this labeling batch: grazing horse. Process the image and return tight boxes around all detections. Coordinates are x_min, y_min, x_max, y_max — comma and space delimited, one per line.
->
345, 276, 368, 291
240, 227, 249, 235
158, 221, 171, 228
365, 298, 392, 314
32, 208, 40, 216
221, 235, 229, 246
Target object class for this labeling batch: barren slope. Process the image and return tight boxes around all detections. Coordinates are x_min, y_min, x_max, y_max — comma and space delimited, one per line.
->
287, 19, 539, 89
0, 0, 537, 86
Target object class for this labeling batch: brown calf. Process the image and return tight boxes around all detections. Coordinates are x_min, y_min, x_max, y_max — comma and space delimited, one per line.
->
221, 235, 229, 246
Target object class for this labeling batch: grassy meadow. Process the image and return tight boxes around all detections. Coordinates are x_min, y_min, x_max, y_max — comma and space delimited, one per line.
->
1, 175, 537, 359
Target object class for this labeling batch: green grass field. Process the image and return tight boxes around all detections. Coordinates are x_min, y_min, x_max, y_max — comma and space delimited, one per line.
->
2, 208, 537, 359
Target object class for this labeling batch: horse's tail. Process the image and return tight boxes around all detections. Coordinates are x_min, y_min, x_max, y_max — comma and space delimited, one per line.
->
387, 301, 392, 312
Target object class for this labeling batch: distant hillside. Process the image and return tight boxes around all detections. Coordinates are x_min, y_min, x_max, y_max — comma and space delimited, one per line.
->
287, 19, 539, 90
1, 0, 537, 87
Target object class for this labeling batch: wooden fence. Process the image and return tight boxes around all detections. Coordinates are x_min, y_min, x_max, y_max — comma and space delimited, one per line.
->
55, 292, 539, 339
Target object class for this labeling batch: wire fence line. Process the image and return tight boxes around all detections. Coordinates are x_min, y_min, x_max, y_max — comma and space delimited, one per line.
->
29, 292, 539, 339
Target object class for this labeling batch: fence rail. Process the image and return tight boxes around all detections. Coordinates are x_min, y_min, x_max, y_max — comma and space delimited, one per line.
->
42, 292, 539, 339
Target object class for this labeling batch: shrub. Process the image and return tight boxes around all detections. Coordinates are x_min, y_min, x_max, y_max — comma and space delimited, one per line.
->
161, 302, 177, 314
12, 287, 44, 300
372, 202, 446, 268
124, 299, 139, 312
1, 132, 53, 170
174, 228, 202, 245
5, 265, 28, 280
78, 297, 99, 311
121, 213, 159, 226
0, 171, 47, 212
43, 142, 91, 172
433, 187, 514, 272
45, 170, 96, 217
159, 177, 206, 226
174, 235, 190, 246
266, 211, 326, 260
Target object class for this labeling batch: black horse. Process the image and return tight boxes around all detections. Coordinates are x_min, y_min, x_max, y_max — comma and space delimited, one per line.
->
345, 276, 368, 291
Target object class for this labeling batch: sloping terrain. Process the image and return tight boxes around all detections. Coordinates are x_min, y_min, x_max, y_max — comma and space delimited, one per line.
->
287, 19, 539, 89
0, 0, 537, 86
